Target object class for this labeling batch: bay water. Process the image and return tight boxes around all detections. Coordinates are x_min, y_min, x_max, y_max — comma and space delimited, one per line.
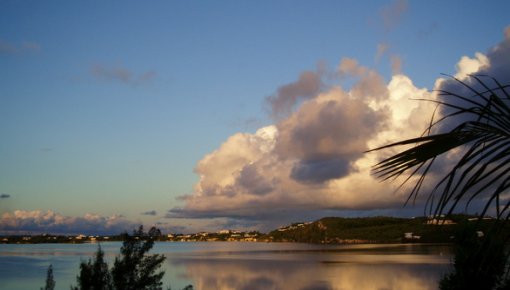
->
0, 242, 451, 290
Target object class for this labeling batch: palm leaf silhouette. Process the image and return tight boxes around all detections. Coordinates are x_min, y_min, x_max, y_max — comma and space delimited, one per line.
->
369, 75, 510, 219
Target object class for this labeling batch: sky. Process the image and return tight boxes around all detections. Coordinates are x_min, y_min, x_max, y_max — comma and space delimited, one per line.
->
1, 0, 510, 235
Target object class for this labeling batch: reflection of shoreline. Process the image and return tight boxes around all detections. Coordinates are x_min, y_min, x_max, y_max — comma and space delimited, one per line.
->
0, 242, 451, 290
1, 234, 456, 245
163, 243, 452, 262
170, 255, 449, 290
0, 241, 453, 257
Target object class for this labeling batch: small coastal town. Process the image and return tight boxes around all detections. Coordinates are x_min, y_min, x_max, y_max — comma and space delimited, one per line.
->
0, 215, 497, 245
0, 229, 264, 244
1, 224, 313, 244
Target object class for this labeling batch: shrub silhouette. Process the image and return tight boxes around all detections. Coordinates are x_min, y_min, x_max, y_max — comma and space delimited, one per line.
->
69, 226, 193, 290
40, 264, 55, 290
110, 226, 166, 290
439, 223, 507, 290
72, 245, 112, 290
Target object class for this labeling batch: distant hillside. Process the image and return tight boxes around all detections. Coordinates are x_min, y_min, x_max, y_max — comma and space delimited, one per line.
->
2, 215, 504, 244
262, 215, 498, 244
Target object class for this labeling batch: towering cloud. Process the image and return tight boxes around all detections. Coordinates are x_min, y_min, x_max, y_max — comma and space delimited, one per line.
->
434, 26, 510, 133
167, 28, 510, 231
169, 65, 434, 229
275, 85, 388, 183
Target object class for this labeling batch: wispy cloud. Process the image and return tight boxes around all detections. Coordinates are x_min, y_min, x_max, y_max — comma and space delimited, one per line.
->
373, 0, 408, 75
379, 0, 409, 31
141, 210, 157, 216
375, 43, 389, 62
390, 55, 402, 75
0, 210, 138, 235
265, 69, 323, 120
417, 22, 439, 40
90, 63, 156, 85
0, 39, 40, 54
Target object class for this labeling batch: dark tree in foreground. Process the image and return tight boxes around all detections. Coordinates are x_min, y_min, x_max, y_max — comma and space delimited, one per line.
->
69, 226, 192, 290
111, 226, 166, 290
369, 75, 510, 289
439, 224, 508, 290
72, 245, 112, 290
41, 264, 56, 290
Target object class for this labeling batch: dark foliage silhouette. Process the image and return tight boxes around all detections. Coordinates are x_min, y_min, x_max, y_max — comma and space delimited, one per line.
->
369, 75, 510, 289
67, 226, 193, 290
370, 75, 510, 219
40, 264, 55, 290
111, 226, 166, 290
72, 245, 112, 290
439, 223, 507, 290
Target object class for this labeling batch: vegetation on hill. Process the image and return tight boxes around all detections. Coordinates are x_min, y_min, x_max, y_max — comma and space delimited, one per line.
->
264, 215, 504, 244
6, 215, 506, 245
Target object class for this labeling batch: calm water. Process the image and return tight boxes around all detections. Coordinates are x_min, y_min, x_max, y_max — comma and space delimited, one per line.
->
0, 242, 452, 290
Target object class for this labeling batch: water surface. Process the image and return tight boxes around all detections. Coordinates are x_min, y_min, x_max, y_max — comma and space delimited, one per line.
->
0, 242, 452, 290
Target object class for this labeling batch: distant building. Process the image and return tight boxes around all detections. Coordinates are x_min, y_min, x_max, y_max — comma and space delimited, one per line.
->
468, 217, 494, 221
404, 232, 421, 240
426, 218, 456, 225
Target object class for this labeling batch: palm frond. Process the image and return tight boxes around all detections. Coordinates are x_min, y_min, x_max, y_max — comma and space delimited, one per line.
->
370, 76, 510, 219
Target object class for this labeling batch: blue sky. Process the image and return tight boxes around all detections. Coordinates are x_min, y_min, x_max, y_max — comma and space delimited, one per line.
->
1, 1, 509, 234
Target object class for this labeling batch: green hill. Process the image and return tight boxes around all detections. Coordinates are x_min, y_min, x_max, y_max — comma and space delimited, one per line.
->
263, 215, 498, 244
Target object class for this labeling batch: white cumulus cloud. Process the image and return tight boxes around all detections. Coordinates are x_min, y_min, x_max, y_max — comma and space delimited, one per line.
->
168, 62, 437, 230
167, 27, 510, 231
0, 210, 139, 235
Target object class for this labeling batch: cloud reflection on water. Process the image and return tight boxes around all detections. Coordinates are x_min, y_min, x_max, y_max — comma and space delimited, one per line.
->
0, 243, 450, 290
170, 252, 448, 290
